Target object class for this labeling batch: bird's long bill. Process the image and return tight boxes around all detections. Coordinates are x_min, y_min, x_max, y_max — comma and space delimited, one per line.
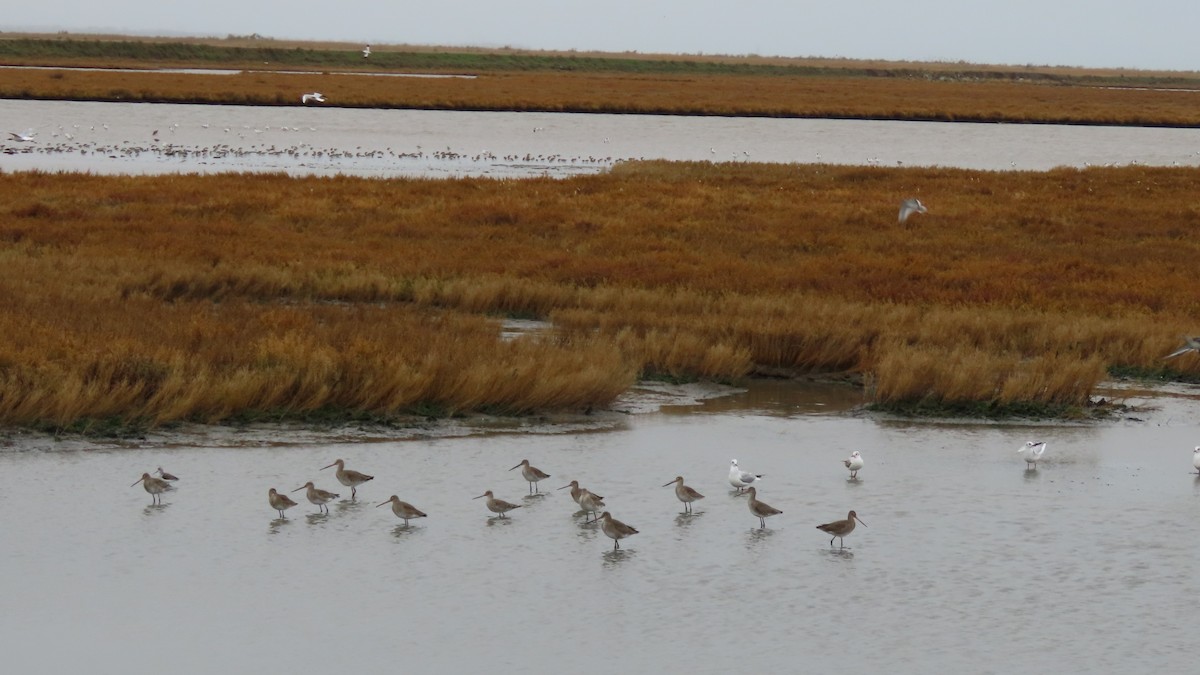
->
508, 464, 522, 471
855, 516, 868, 527
290, 486, 306, 493
556, 484, 572, 490
376, 500, 390, 508
130, 477, 144, 487
320, 463, 336, 470
472, 494, 485, 500
662, 481, 675, 487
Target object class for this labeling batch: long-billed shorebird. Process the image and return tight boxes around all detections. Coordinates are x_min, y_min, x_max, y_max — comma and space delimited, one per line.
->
728, 459, 763, 493
598, 512, 638, 550
557, 480, 602, 505
269, 488, 299, 519
154, 467, 179, 482
474, 490, 522, 518
578, 489, 606, 522
132, 472, 170, 504
1018, 441, 1047, 469
377, 495, 427, 526
843, 451, 864, 479
663, 476, 704, 513
321, 459, 373, 500
292, 481, 340, 515
816, 510, 866, 548
745, 487, 781, 528
1164, 335, 1200, 360
510, 459, 551, 494
899, 197, 927, 224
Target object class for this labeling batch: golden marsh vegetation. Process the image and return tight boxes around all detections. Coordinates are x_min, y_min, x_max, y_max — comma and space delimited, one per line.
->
1, 162, 1198, 429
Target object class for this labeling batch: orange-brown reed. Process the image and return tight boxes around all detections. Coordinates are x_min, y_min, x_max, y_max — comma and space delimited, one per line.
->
2, 161, 1199, 428
4, 63, 1200, 126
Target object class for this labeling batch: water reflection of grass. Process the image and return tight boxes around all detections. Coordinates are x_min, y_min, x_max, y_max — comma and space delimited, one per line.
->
1, 161, 1198, 431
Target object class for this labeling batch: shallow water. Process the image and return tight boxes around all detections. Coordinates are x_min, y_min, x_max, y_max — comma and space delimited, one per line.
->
2, 380, 1197, 673
4, 98, 1200, 178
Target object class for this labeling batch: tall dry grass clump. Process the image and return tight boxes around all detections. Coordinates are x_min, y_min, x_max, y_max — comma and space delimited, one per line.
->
3, 162, 1200, 428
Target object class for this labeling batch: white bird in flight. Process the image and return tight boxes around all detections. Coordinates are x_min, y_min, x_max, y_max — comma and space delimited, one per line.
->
728, 459, 763, 493
1018, 440, 1047, 469
899, 197, 927, 223
8, 130, 35, 142
362, 45, 371, 58
301, 92, 326, 104
1163, 335, 1200, 360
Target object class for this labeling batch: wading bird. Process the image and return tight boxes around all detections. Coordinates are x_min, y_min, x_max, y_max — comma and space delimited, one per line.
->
746, 487, 781, 528
509, 459, 551, 494
816, 510, 866, 548
320, 459, 373, 500
268, 488, 298, 519
598, 512, 638, 550
663, 476, 704, 513
377, 495, 427, 526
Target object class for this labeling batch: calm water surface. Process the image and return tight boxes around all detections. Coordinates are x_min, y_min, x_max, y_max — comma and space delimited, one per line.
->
2, 380, 1198, 673
4, 98, 1200, 178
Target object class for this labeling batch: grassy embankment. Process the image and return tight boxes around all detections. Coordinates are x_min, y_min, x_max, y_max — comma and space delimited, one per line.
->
2, 36, 1200, 125
1, 163, 1199, 433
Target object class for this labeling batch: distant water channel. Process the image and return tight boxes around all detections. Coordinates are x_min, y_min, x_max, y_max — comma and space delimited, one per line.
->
1, 379, 1199, 673
3, 98, 1200, 178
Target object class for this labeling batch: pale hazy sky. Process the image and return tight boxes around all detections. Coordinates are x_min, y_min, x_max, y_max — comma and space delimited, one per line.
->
5, 1, 1197, 71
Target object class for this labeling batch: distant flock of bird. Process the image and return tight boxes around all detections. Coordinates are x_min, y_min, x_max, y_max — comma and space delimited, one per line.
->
131, 440, 1200, 550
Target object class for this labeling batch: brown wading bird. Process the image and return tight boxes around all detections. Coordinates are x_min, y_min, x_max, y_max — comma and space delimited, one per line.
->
663, 476, 705, 513
377, 495, 427, 526
474, 490, 522, 518
268, 488, 298, 519
578, 489, 606, 522
293, 481, 339, 515
556, 480, 602, 506
598, 512, 638, 550
320, 459, 373, 500
745, 487, 781, 528
816, 510, 867, 548
132, 472, 171, 504
509, 459, 551, 494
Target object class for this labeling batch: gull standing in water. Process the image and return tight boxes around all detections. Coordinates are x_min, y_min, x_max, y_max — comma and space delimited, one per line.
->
132, 473, 171, 504
843, 451, 864, 479
301, 92, 326, 104
377, 495, 427, 526
474, 490, 522, 518
899, 198, 927, 224
745, 487, 782, 528
1164, 335, 1200, 360
816, 510, 866, 548
509, 459, 551, 494
268, 488, 298, 519
1018, 441, 1047, 469
320, 459, 373, 500
728, 459, 763, 493
663, 476, 705, 513
598, 512, 638, 550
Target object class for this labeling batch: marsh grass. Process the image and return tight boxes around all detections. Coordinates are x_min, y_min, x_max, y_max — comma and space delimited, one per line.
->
3, 37, 1200, 125
2, 162, 1199, 429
